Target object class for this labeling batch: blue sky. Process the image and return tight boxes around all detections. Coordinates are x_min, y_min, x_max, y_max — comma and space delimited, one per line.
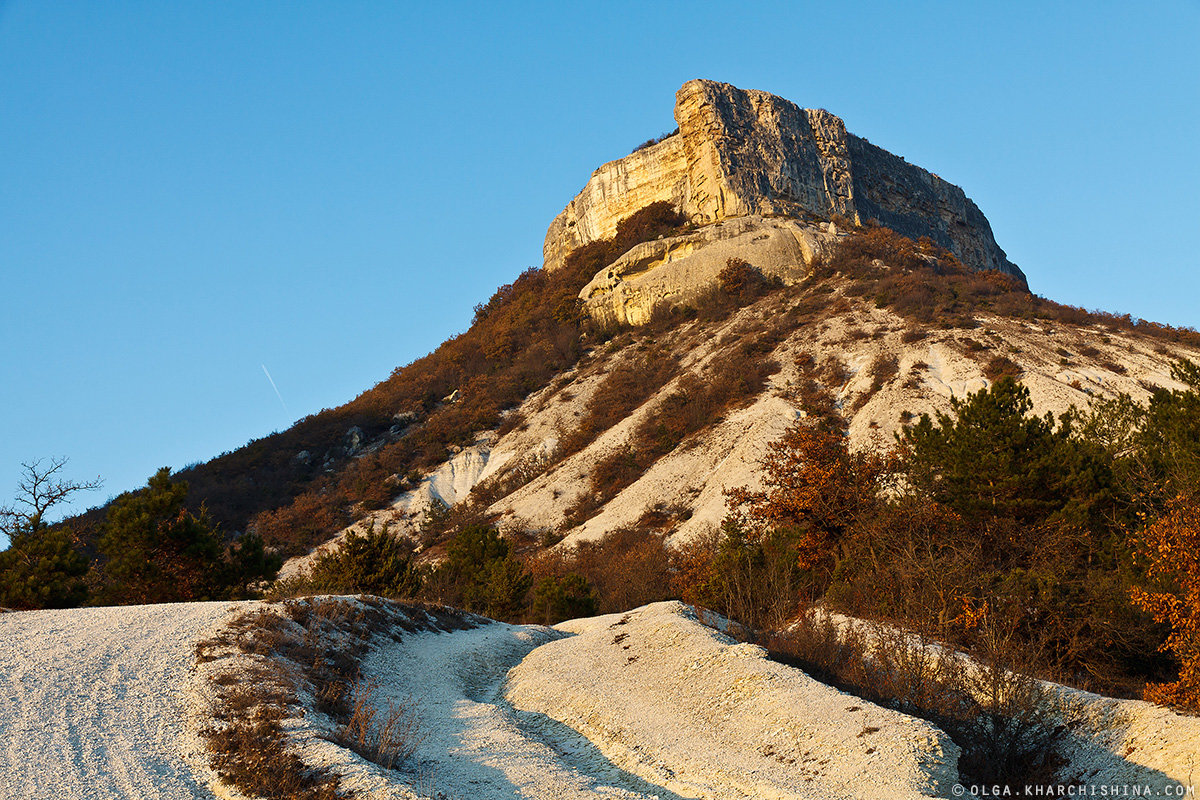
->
2, 1, 1198, 523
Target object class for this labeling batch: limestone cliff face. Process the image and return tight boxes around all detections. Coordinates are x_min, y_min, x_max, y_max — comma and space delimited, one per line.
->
541, 135, 691, 275
580, 216, 837, 327
544, 79, 1021, 280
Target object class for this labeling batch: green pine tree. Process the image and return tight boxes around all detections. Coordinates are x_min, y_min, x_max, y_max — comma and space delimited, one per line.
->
98, 468, 278, 604
302, 522, 421, 598
531, 573, 597, 625
438, 524, 531, 619
900, 377, 1112, 528
0, 527, 88, 609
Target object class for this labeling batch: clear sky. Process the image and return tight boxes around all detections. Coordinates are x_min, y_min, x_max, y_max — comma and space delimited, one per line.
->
2, 1, 1198, 523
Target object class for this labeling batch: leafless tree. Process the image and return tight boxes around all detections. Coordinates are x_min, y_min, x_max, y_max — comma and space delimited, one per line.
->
1, 457, 102, 543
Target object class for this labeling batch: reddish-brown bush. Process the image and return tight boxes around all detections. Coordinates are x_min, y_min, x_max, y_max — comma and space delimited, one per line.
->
1130, 494, 1200, 711
983, 355, 1023, 382
530, 526, 673, 613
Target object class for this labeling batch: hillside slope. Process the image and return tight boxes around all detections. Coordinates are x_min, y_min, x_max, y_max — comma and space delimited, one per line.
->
286, 274, 1200, 578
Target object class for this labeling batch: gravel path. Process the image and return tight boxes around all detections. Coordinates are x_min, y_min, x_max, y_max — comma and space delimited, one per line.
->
0, 603, 241, 800
298, 619, 683, 799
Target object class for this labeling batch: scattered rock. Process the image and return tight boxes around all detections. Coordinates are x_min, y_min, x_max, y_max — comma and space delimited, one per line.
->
343, 426, 365, 454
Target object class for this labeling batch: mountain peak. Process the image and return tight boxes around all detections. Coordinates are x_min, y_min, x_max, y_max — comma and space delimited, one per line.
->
544, 79, 1021, 281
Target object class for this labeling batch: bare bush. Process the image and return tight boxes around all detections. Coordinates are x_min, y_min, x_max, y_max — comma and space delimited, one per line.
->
868, 353, 900, 392
531, 526, 673, 614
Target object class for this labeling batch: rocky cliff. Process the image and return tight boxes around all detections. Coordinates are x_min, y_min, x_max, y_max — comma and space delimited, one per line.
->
544, 79, 1021, 280
579, 215, 836, 326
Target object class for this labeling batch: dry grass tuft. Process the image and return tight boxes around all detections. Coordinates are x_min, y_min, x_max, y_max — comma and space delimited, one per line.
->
330, 680, 426, 769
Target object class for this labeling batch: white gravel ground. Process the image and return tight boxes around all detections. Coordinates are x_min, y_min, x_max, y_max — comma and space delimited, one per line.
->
5, 599, 1197, 800
507, 602, 961, 800
0, 602, 245, 800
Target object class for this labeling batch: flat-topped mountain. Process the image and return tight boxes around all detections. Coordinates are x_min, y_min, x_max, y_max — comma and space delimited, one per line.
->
10, 74, 1200, 800
544, 79, 1020, 281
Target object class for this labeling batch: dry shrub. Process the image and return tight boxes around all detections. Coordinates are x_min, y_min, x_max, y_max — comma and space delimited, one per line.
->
961, 337, 987, 352
868, 353, 900, 392
758, 611, 1063, 791
204, 712, 342, 800
198, 606, 348, 799
819, 355, 849, 386
251, 491, 350, 557
556, 349, 680, 459
467, 450, 556, 508
331, 680, 425, 769
531, 527, 672, 614
631, 127, 679, 153
789, 353, 841, 424
983, 355, 1022, 382
717, 257, 767, 296
673, 525, 808, 629
647, 257, 782, 326
198, 598, 473, 799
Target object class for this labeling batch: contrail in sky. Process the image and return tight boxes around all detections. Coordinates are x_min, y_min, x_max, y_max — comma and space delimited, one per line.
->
261, 364, 289, 416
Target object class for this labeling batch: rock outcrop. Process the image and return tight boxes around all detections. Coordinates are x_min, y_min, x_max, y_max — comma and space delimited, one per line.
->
544, 79, 1021, 280
580, 215, 837, 326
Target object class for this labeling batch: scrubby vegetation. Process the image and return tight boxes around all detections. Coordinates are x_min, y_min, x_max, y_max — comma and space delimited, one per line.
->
679, 361, 1200, 712
564, 335, 781, 526
530, 526, 673, 617
753, 612, 1063, 791
815, 224, 1200, 347
631, 127, 678, 153
1, 462, 277, 609
271, 515, 676, 629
